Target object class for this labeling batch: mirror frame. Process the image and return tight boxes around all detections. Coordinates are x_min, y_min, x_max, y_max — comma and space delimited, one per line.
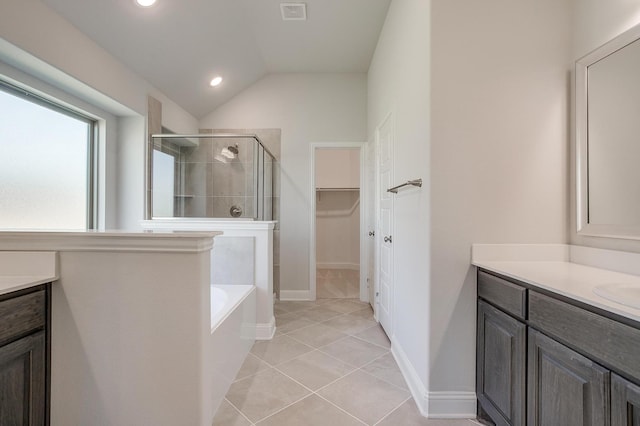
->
576, 22, 640, 240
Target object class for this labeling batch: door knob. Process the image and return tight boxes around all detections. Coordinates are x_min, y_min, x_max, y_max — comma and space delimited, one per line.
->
368, 231, 375, 237
384, 235, 392, 243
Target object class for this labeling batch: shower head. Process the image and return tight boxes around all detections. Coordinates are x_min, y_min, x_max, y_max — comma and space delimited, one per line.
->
219, 143, 239, 160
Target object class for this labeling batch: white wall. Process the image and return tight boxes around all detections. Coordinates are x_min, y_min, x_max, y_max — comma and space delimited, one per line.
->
315, 149, 360, 189
368, 0, 432, 409
315, 149, 361, 269
316, 191, 360, 269
570, 0, 640, 253
572, 0, 640, 59
368, 0, 571, 416
0, 0, 198, 228
200, 73, 367, 294
429, 0, 571, 416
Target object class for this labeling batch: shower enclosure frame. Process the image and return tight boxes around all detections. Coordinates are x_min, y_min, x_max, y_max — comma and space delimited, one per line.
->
146, 133, 276, 221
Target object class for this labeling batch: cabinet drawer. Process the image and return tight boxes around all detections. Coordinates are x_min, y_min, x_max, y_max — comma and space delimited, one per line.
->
529, 290, 640, 383
478, 270, 527, 320
0, 290, 45, 345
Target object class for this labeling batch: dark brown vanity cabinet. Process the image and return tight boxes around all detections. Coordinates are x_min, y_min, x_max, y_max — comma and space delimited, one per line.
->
527, 329, 609, 426
0, 285, 51, 425
477, 300, 526, 426
477, 269, 640, 426
612, 374, 640, 426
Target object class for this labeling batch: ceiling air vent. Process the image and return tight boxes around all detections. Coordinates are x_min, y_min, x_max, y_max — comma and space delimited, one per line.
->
280, 3, 307, 21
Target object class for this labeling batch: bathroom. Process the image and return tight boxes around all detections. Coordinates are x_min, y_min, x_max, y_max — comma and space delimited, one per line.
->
1, 0, 640, 425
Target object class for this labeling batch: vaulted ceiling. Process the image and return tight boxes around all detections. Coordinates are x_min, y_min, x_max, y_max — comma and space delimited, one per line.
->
42, 0, 391, 118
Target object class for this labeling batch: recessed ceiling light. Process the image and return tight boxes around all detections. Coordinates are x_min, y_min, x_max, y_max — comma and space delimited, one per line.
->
136, 0, 157, 7
210, 76, 223, 87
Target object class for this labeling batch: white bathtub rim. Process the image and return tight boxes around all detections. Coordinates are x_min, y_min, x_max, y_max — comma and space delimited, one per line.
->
211, 284, 255, 333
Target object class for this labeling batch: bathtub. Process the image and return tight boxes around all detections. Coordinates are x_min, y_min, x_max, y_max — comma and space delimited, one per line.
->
210, 284, 256, 414
141, 219, 276, 339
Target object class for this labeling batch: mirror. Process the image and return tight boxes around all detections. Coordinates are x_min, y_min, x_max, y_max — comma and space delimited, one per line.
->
576, 23, 640, 239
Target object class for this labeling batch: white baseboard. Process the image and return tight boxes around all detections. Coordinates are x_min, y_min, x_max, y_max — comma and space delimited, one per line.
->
391, 338, 477, 419
426, 392, 477, 418
316, 262, 359, 270
255, 316, 275, 340
279, 290, 312, 301
390, 338, 429, 416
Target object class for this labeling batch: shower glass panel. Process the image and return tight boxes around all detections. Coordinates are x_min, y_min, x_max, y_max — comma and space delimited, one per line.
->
149, 133, 275, 220
152, 150, 175, 217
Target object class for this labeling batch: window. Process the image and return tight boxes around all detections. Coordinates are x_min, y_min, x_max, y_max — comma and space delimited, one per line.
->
0, 81, 96, 230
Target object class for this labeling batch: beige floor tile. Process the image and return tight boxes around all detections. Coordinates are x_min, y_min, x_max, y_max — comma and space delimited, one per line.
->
276, 301, 316, 313
212, 399, 252, 426
274, 305, 289, 317
276, 315, 316, 333
323, 299, 370, 314
297, 305, 344, 322
322, 314, 378, 335
317, 277, 360, 299
276, 350, 355, 391
318, 370, 409, 425
353, 325, 391, 348
377, 398, 477, 425
226, 368, 311, 423
348, 306, 374, 321
256, 394, 365, 425
286, 323, 348, 348
361, 352, 408, 390
317, 278, 344, 298
251, 335, 314, 365
234, 353, 271, 381
319, 336, 389, 368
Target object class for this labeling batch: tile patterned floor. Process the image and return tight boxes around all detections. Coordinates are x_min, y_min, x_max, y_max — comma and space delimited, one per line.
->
213, 298, 480, 425
317, 268, 360, 298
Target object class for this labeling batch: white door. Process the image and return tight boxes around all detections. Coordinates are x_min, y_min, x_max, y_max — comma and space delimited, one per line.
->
376, 115, 394, 336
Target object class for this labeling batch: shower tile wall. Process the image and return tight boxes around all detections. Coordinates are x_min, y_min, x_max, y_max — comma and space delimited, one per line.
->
178, 135, 255, 218
199, 128, 282, 297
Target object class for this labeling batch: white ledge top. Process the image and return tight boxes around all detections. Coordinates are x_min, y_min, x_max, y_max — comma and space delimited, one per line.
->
471, 244, 640, 323
0, 251, 58, 295
141, 219, 276, 231
0, 230, 221, 253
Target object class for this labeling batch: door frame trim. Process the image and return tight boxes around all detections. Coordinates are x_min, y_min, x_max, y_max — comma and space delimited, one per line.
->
309, 142, 367, 301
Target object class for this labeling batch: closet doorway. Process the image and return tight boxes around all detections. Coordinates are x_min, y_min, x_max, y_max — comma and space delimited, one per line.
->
310, 143, 366, 301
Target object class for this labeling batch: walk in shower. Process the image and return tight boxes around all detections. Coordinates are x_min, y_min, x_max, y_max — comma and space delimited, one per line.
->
148, 133, 275, 220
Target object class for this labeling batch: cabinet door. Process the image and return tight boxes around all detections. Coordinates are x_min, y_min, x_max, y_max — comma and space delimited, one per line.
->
612, 373, 640, 426
0, 331, 46, 426
528, 329, 609, 426
477, 301, 526, 426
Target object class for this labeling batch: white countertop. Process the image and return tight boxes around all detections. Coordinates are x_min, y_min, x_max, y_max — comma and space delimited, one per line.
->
472, 244, 640, 324
0, 275, 56, 296
0, 251, 58, 296
0, 230, 221, 253
0, 230, 223, 294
